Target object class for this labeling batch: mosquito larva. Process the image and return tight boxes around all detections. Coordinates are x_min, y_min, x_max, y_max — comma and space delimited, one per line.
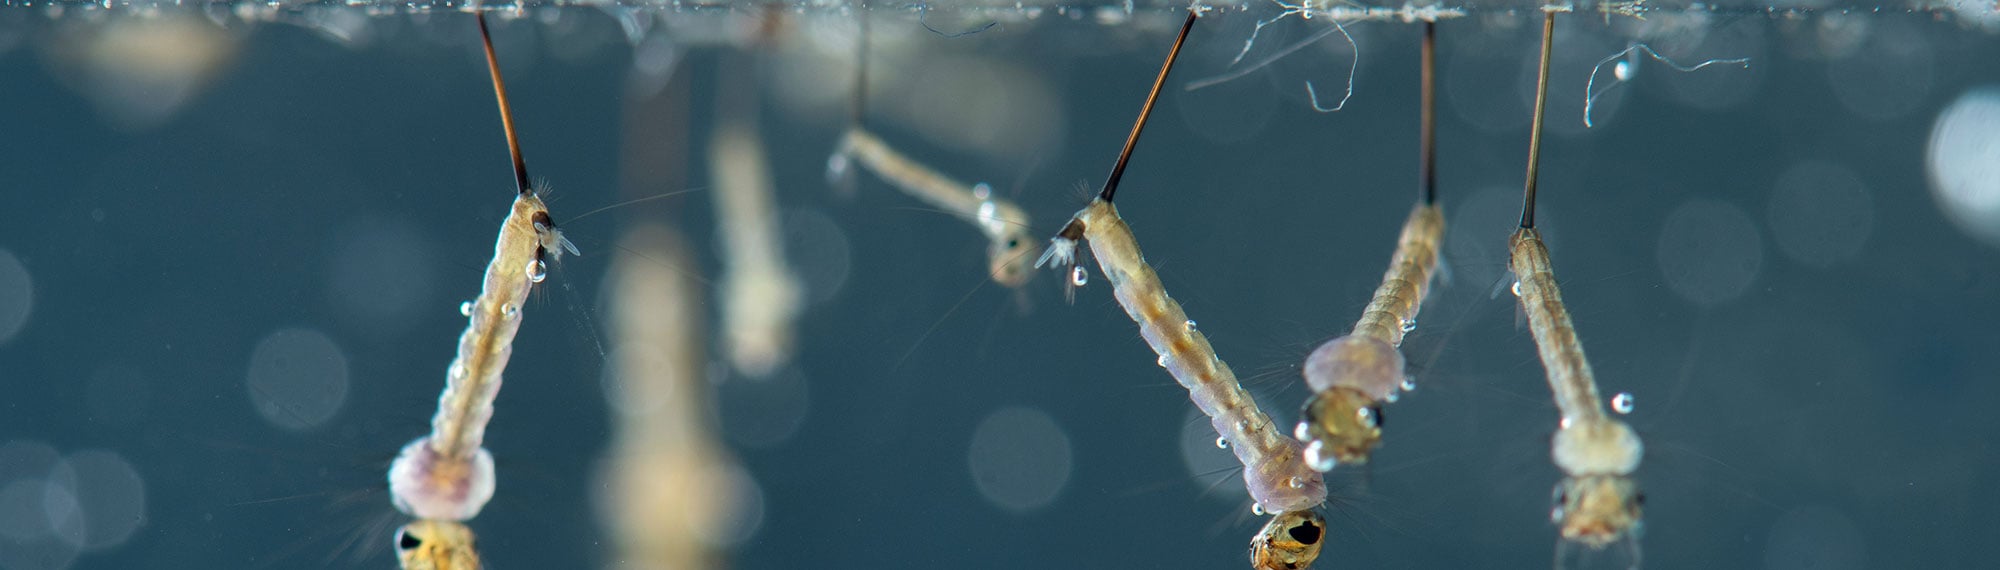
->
1295, 21, 1445, 472
711, 119, 805, 378
390, 13, 569, 568
832, 11, 1037, 289
1510, 10, 1645, 555
599, 224, 743, 568
833, 128, 1040, 288
1037, 10, 1326, 519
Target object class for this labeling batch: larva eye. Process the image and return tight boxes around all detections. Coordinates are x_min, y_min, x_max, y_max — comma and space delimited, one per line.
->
1287, 518, 1321, 545
396, 527, 422, 551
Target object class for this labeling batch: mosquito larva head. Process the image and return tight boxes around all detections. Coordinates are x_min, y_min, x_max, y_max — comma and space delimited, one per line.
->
1250, 510, 1327, 570
526, 207, 579, 263
387, 438, 496, 522
394, 520, 480, 570
988, 228, 1039, 288
1298, 387, 1383, 468
1551, 475, 1642, 549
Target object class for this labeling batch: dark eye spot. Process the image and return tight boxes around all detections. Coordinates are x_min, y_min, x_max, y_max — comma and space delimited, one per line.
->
1634, 492, 1646, 506
1368, 405, 1385, 428
1288, 520, 1321, 545
1007, 238, 1021, 249
396, 528, 421, 551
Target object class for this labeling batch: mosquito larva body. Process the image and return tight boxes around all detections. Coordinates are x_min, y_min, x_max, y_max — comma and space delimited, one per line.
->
1250, 509, 1327, 570
1510, 10, 1644, 552
1512, 228, 1645, 547
1051, 200, 1328, 513
834, 128, 1039, 287
711, 121, 805, 378
600, 224, 740, 568
1039, 11, 1326, 518
1296, 23, 1445, 471
393, 520, 480, 570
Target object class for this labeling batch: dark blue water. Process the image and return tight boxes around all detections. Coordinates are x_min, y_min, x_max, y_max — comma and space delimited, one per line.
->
2, 5, 1998, 569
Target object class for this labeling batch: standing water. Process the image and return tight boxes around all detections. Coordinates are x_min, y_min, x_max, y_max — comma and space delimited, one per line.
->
0, 2, 1996, 569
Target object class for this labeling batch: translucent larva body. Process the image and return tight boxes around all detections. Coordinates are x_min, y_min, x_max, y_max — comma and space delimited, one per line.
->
835, 128, 1038, 288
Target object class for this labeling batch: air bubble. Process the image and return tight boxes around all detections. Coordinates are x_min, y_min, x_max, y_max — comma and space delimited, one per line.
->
1510, 281, 1523, 297
824, 153, 850, 186
976, 201, 999, 228
1383, 391, 1400, 404
1287, 476, 1305, 489
525, 259, 548, 283
1400, 377, 1417, 392
1293, 422, 1311, 441
972, 182, 993, 201
1252, 503, 1267, 516
1559, 417, 1574, 430
1157, 353, 1173, 368
1401, 318, 1417, 332
1069, 266, 1089, 287
1613, 59, 1632, 81
1184, 319, 1197, 331
1214, 437, 1229, 450
459, 301, 474, 317
1611, 392, 1635, 414
1357, 407, 1376, 426
1304, 440, 1336, 472
1233, 420, 1249, 434
501, 304, 519, 319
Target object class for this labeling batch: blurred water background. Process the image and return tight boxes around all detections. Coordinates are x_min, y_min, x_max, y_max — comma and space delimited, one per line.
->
1, 2, 1999, 568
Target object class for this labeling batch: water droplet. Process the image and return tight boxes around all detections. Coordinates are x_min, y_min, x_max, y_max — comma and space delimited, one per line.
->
1184, 319, 1198, 331
1611, 392, 1635, 414
1251, 503, 1267, 516
1288, 476, 1305, 489
525, 259, 548, 283
1510, 281, 1523, 297
1070, 266, 1089, 287
1214, 436, 1229, 449
1293, 421, 1311, 441
1304, 440, 1336, 472
459, 301, 474, 317
1401, 318, 1417, 332
1400, 376, 1417, 392
501, 304, 519, 319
